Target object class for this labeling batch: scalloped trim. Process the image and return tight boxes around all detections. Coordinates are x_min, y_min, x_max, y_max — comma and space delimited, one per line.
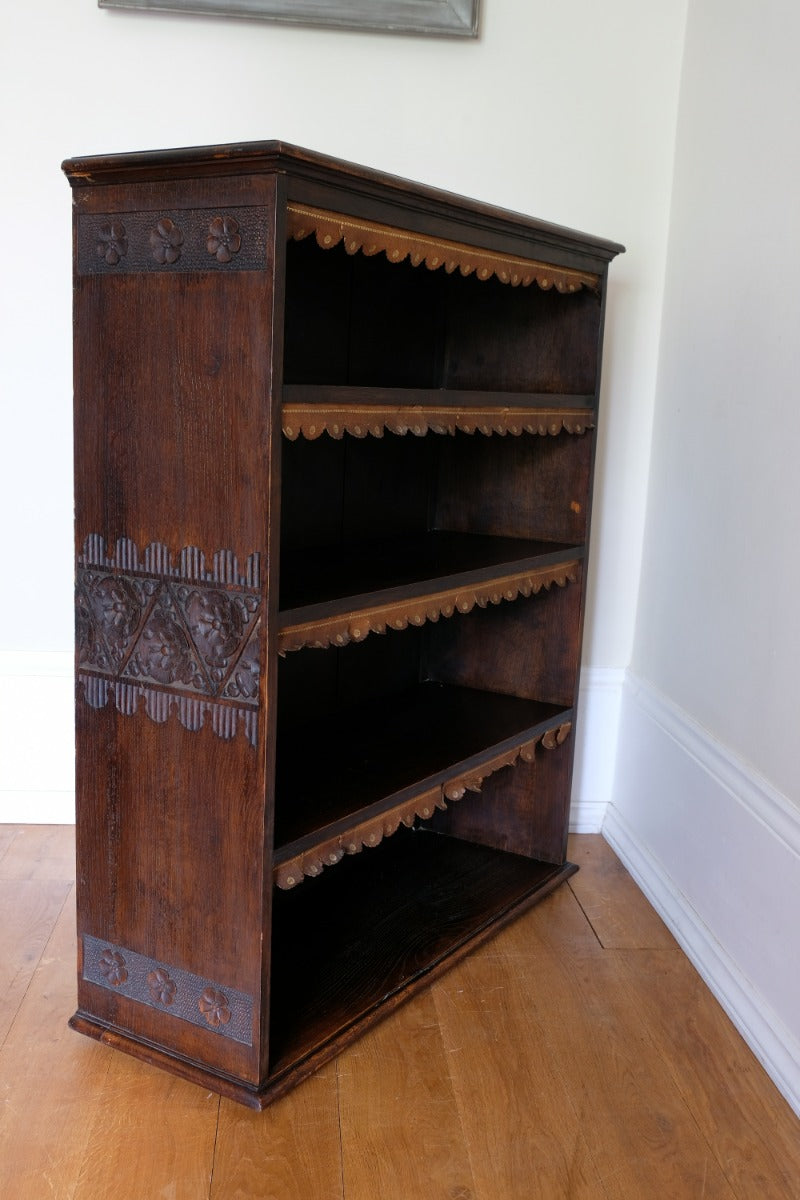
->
78, 674, 258, 746
286, 204, 599, 294
274, 721, 572, 890
278, 560, 580, 655
282, 405, 595, 441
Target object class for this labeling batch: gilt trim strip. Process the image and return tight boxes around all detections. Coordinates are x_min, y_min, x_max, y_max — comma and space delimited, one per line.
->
278, 560, 581, 655
274, 721, 573, 890
286, 203, 599, 293
282, 405, 595, 441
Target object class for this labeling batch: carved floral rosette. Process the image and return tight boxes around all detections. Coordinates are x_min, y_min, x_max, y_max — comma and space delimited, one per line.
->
282, 405, 595, 442
274, 720, 572, 890
286, 203, 599, 294
278, 560, 581, 655
76, 535, 262, 746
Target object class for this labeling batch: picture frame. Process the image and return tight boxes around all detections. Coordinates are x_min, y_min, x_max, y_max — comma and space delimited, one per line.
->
98, 0, 480, 37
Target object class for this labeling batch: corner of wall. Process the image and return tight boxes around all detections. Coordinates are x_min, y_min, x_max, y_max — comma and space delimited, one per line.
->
606, 671, 800, 1118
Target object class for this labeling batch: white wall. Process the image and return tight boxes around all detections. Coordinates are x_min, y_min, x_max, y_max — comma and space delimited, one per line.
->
610, 0, 800, 1115
0, 0, 687, 823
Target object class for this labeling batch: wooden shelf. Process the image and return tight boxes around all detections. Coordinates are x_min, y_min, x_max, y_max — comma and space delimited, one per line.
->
274, 681, 572, 887
278, 533, 582, 652
269, 828, 576, 1078
282, 385, 595, 440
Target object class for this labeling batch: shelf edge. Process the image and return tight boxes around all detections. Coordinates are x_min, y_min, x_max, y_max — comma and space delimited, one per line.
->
278, 557, 582, 654
273, 716, 573, 889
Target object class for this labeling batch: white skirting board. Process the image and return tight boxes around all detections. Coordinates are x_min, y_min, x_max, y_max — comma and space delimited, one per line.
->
569, 667, 625, 833
0, 651, 75, 824
606, 672, 800, 1118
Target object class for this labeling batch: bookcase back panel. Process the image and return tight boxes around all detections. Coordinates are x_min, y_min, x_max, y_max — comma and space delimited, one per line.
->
283, 239, 445, 389
280, 429, 590, 561
434, 430, 592, 544
427, 739, 574, 865
283, 238, 600, 394
425, 580, 583, 708
443, 275, 601, 394
280, 430, 436, 553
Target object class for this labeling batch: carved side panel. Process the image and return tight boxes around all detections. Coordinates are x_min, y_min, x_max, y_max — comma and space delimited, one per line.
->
76, 535, 262, 746
82, 935, 254, 1045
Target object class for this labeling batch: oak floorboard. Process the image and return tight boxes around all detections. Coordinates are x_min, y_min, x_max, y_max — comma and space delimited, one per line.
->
337, 989, 477, 1200
619, 948, 800, 1199
432, 914, 604, 1200
2, 830, 799, 1199
211, 1067, 343, 1200
567, 833, 677, 950
507, 889, 738, 1199
0, 823, 23, 865
0, 823, 75, 882
72, 1052, 220, 1200
0, 885, 114, 1200
0, 878, 71, 1045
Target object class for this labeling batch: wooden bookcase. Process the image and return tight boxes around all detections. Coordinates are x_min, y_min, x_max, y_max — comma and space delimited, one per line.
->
63, 141, 623, 1108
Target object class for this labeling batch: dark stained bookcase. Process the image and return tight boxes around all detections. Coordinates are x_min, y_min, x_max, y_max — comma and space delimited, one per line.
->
63, 142, 623, 1107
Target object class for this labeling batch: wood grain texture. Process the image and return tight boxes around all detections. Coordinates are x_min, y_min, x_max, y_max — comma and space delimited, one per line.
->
567, 833, 677, 949
72, 1055, 219, 1200
0, 885, 113, 1200
0, 823, 75, 881
0, 824, 22, 866
619, 949, 800, 1200
432, 939, 601, 1199
337, 990, 477, 1200
506, 890, 739, 1198
0, 879, 71, 1044
211, 1069, 342, 1200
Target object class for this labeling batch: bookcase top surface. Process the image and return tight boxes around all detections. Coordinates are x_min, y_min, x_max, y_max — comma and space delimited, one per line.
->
62, 139, 625, 262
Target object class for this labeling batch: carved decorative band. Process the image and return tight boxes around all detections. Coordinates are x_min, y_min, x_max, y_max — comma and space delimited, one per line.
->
82, 934, 253, 1045
282, 405, 595, 441
77, 207, 269, 275
274, 720, 573, 890
278, 560, 581, 655
77, 536, 262, 746
287, 203, 599, 294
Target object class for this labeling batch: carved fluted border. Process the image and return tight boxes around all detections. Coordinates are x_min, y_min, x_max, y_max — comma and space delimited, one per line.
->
278, 559, 581, 655
274, 720, 572, 890
286, 203, 599, 294
282, 405, 595, 441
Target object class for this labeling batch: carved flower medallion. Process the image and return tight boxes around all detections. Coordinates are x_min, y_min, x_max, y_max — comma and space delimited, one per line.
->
207, 215, 241, 263
183, 589, 246, 674
99, 948, 128, 987
126, 597, 206, 690
147, 967, 177, 1006
97, 221, 128, 265
198, 987, 231, 1028
150, 217, 184, 265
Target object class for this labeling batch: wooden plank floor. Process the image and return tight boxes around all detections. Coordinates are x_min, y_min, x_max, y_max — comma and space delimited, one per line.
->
1, 826, 797, 1199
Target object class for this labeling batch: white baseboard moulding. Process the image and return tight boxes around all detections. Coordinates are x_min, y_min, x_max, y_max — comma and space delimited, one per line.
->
0, 651, 75, 824
605, 672, 800, 1119
569, 666, 625, 833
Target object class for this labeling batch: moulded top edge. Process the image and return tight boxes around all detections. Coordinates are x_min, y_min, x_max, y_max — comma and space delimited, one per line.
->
61, 139, 625, 262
